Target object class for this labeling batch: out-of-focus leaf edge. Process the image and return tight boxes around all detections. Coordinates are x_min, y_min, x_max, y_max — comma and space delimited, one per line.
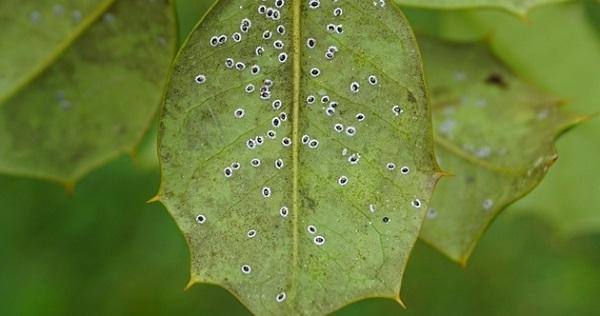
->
0, 0, 178, 191
394, 0, 569, 18
0, 0, 116, 107
421, 109, 591, 267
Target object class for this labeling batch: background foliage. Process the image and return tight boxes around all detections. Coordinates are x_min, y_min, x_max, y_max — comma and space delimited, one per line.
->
0, 0, 598, 315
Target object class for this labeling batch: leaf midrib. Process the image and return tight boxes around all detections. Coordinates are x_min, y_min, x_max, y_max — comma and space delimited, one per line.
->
290, 0, 301, 307
0, 0, 117, 106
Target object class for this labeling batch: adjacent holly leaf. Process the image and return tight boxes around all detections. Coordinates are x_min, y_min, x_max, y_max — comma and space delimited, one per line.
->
0, 0, 176, 185
0, 0, 115, 105
393, 0, 567, 16
157, 1, 441, 315
405, 1, 600, 239
418, 36, 583, 264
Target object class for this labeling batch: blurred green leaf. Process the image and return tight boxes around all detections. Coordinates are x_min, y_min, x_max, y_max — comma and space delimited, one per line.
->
393, 0, 568, 16
0, 0, 176, 185
405, 1, 600, 237
158, 1, 441, 315
0, 0, 114, 105
175, 0, 215, 43
418, 36, 582, 264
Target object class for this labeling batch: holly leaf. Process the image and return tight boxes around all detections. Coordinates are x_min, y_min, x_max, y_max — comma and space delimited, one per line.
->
404, 0, 600, 242
0, 0, 176, 185
157, 1, 441, 315
392, 0, 567, 16
0, 0, 115, 105
418, 36, 584, 264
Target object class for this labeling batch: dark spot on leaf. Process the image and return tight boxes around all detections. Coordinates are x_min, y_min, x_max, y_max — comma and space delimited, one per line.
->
485, 73, 508, 89
407, 91, 416, 103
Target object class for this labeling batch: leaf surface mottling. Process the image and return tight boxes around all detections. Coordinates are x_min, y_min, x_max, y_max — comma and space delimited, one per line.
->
159, 1, 440, 315
0, 0, 176, 183
419, 36, 582, 263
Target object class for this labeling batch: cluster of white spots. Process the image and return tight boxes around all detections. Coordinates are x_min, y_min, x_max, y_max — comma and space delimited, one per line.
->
373, 0, 386, 7
368, 75, 378, 85
272, 116, 282, 128
276, 292, 287, 303
314, 235, 325, 246
272, 99, 283, 110
262, 187, 272, 198
246, 138, 257, 149
30, 10, 42, 25
241, 264, 252, 274
325, 106, 336, 116
255, 46, 265, 56
267, 130, 277, 139
234, 108, 245, 118
412, 199, 422, 209
275, 158, 285, 169
326, 23, 343, 34
392, 105, 404, 116
224, 161, 241, 178
309, 67, 321, 77
240, 18, 252, 33
273, 39, 285, 50
369, 204, 376, 213
325, 46, 338, 60
209, 34, 228, 47
251, 158, 261, 167
279, 206, 289, 217
52, 4, 64, 17
258, 3, 283, 20
299, 134, 319, 149
103, 13, 116, 24
278, 52, 288, 63
482, 199, 494, 210
282, 137, 292, 147
348, 153, 361, 165
235, 61, 246, 71
277, 25, 286, 34
195, 214, 207, 224
345, 126, 357, 137
194, 74, 206, 84
401, 166, 410, 174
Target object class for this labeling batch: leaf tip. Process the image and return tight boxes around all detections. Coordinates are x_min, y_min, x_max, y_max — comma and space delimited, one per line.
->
146, 194, 161, 204
394, 294, 407, 309
63, 181, 76, 195
184, 277, 198, 291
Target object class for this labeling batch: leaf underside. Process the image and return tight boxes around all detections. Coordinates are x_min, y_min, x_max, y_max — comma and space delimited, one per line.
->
159, 1, 440, 315
0, 0, 175, 183
0, 0, 113, 104
392, 0, 568, 15
418, 36, 581, 264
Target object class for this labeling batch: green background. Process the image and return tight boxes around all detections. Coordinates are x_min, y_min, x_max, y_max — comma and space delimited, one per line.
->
1, 0, 599, 315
